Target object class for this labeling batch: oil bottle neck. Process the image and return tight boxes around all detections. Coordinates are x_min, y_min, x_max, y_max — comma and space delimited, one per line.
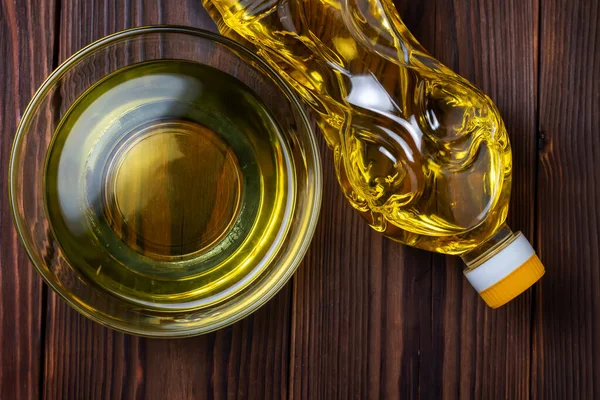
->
461, 224, 516, 271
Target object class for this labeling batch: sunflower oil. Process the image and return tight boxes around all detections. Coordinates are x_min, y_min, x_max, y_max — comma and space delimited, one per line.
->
203, 0, 545, 307
44, 60, 294, 309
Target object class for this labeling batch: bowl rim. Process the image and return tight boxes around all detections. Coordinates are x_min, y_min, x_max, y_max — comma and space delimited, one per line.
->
9, 25, 323, 337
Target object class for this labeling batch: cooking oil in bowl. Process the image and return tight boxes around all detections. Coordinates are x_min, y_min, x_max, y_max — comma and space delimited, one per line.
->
44, 59, 295, 310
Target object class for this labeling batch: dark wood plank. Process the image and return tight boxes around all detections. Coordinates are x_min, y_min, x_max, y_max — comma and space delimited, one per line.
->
533, 0, 600, 398
0, 0, 56, 398
289, 0, 539, 398
289, 150, 434, 400
429, 0, 539, 399
43, 1, 291, 399
288, 3, 436, 399
45, 285, 291, 399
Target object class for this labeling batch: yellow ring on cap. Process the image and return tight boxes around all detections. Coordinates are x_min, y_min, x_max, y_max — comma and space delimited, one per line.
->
479, 254, 545, 308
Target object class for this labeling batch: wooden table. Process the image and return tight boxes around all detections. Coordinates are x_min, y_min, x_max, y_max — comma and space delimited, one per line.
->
1, 0, 598, 398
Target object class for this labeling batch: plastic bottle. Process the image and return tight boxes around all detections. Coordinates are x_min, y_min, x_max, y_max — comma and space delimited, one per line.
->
202, 0, 545, 307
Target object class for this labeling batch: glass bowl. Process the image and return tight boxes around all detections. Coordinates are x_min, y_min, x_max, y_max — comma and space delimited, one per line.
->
9, 26, 322, 337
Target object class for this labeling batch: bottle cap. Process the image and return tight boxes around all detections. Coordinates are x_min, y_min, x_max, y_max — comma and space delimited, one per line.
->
464, 233, 545, 308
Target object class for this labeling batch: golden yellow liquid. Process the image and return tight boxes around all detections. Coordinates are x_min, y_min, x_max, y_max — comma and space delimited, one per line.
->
204, 0, 513, 254
45, 60, 295, 309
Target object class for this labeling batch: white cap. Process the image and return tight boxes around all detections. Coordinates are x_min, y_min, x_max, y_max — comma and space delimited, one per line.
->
464, 233, 545, 308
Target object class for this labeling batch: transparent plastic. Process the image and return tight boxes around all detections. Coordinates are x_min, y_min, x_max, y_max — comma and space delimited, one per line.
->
203, 0, 547, 306
203, 0, 513, 256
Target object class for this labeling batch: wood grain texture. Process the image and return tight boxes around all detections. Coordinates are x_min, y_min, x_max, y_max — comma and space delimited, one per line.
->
429, 0, 539, 399
288, 3, 435, 399
44, 285, 291, 399
1, 0, 599, 398
289, 151, 432, 399
533, 0, 600, 398
0, 0, 56, 398
42, 1, 292, 399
